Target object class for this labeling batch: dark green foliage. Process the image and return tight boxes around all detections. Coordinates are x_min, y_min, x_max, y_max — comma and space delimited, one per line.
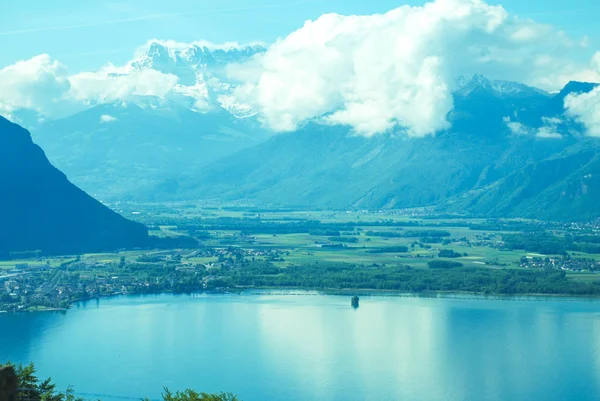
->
469, 220, 544, 232
329, 236, 359, 243
504, 232, 600, 255
365, 231, 404, 238
151, 236, 200, 249
367, 246, 409, 253
438, 249, 462, 258
571, 243, 600, 254
7, 362, 240, 401
223, 261, 600, 295
159, 388, 238, 401
0, 293, 17, 303
428, 260, 463, 269
402, 230, 451, 238
573, 235, 600, 244
365, 230, 451, 239
504, 233, 569, 254
180, 220, 353, 235
188, 231, 212, 240
309, 230, 340, 236
7, 362, 83, 401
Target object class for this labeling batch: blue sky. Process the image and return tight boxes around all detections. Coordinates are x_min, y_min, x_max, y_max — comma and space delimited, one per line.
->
1, 0, 599, 71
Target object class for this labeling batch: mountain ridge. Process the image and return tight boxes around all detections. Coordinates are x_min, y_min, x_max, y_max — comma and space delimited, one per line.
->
0, 116, 150, 256
148, 79, 600, 220
18, 68, 600, 221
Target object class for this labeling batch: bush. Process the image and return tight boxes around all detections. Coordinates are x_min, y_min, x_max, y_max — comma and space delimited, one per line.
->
367, 246, 409, 253
438, 249, 462, 258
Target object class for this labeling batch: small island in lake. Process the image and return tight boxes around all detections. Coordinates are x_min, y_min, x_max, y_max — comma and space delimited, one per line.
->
351, 296, 360, 308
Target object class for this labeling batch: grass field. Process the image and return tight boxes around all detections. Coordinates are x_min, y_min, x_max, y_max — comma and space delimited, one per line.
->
4, 205, 600, 283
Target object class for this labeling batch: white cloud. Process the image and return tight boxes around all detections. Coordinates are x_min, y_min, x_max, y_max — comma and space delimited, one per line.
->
536, 127, 562, 139
68, 65, 179, 104
504, 116, 566, 139
565, 86, 600, 137
134, 39, 267, 55
0, 55, 183, 119
0, 55, 70, 117
0, 0, 599, 136
564, 52, 600, 137
100, 114, 118, 123
504, 116, 530, 136
228, 0, 599, 135
536, 118, 563, 138
593, 52, 600, 72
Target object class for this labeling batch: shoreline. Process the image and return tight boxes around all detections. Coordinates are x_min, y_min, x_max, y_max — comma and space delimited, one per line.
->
4, 286, 600, 314
242, 287, 600, 301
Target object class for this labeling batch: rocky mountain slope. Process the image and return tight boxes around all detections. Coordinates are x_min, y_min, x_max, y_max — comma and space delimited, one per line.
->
0, 116, 149, 256
32, 99, 267, 199
160, 77, 599, 220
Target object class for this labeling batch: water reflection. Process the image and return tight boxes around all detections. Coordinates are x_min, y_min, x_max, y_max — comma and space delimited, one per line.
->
0, 294, 598, 401
0, 311, 64, 364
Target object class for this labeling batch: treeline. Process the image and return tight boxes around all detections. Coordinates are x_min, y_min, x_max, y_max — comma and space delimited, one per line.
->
367, 246, 409, 253
175, 217, 490, 234
503, 232, 600, 255
573, 235, 600, 244
366, 230, 451, 238
177, 219, 356, 235
438, 249, 463, 258
150, 235, 200, 249
329, 236, 359, 243
221, 262, 600, 296
5, 362, 238, 401
468, 220, 549, 232
428, 260, 463, 269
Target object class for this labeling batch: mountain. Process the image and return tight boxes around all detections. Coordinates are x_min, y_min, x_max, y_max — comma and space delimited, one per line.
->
157, 78, 600, 220
130, 41, 266, 117
24, 42, 271, 199
445, 139, 600, 220
32, 99, 269, 199
0, 116, 149, 256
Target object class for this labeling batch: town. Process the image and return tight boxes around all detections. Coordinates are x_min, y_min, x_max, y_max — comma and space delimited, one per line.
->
2, 212, 600, 312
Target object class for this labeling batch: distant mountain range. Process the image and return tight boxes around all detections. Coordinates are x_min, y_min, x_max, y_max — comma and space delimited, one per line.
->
129, 41, 265, 117
32, 99, 267, 199
8, 41, 600, 221
0, 117, 149, 256
19, 42, 268, 199
151, 76, 599, 221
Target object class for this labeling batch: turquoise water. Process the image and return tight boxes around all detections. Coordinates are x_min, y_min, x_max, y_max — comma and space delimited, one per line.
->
1, 293, 600, 401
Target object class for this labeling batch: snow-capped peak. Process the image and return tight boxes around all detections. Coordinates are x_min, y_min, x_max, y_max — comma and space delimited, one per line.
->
126, 40, 264, 117
131, 41, 265, 72
455, 74, 550, 98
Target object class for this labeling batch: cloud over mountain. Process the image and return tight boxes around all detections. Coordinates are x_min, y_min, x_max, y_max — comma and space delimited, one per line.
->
228, 0, 599, 136
0, 0, 598, 135
565, 52, 600, 137
0, 55, 70, 117
68, 66, 179, 104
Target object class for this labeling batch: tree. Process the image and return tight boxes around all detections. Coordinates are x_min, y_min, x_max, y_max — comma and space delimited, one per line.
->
5, 362, 241, 401
151, 388, 239, 401
428, 260, 463, 269
4, 362, 84, 401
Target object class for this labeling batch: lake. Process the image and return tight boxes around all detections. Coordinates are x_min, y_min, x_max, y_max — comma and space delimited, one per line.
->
1, 293, 600, 401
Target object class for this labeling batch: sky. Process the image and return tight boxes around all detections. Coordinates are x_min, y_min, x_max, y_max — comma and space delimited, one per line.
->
1, 0, 599, 137
1, 0, 599, 71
